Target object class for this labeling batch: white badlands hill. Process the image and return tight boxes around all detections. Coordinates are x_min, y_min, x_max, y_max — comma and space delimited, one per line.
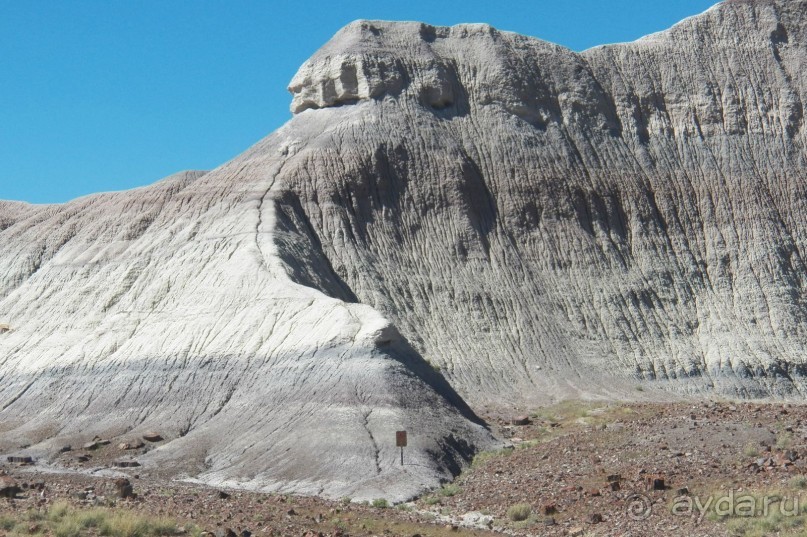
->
1, 0, 806, 499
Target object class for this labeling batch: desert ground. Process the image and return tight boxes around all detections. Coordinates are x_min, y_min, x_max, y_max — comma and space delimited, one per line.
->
4, 400, 807, 537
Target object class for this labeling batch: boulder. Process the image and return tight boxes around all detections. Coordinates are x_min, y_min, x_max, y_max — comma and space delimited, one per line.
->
142, 432, 163, 442
112, 478, 134, 499
0, 476, 20, 498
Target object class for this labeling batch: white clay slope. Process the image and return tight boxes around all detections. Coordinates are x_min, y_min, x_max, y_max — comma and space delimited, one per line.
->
0, 164, 495, 501
1, 0, 807, 498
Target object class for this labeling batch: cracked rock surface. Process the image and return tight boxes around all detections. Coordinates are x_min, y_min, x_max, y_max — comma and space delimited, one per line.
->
1, 0, 807, 499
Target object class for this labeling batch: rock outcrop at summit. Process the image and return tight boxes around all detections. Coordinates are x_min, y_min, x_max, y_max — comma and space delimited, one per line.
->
284, 0, 807, 403
1, 0, 806, 498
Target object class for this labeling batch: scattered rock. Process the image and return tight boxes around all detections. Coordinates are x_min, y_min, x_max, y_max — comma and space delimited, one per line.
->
0, 476, 20, 498
112, 478, 134, 499
112, 460, 141, 468
647, 476, 666, 491
459, 511, 494, 529
511, 416, 531, 426
143, 432, 163, 442
20, 480, 45, 491
6, 456, 33, 464
587, 513, 603, 524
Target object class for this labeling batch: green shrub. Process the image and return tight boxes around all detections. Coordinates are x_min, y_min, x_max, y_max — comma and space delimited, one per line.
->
743, 443, 760, 458
29, 501, 184, 537
471, 447, 514, 468
507, 503, 532, 522
371, 498, 389, 509
0, 517, 17, 532
791, 475, 807, 490
776, 433, 794, 450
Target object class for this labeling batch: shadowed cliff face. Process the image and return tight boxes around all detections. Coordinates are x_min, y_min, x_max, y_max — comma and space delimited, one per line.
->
0, 0, 806, 499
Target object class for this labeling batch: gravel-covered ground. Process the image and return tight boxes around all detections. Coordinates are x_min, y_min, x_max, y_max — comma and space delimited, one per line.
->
4, 401, 807, 537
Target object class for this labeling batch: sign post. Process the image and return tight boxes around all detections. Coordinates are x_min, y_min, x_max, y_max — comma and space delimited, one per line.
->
396, 431, 407, 466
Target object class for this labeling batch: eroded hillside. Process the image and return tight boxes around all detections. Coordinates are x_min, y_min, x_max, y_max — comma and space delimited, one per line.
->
0, 0, 805, 498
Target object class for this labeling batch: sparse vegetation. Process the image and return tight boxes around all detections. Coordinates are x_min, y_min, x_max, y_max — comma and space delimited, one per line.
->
526, 400, 624, 435
707, 491, 807, 537
0, 501, 187, 537
790, 476, 807, 490
7, 401, 807, 537
371, 498, 389, 509
506, 503, 532, 522
743, 443, 760, 458
776, 432, 794, 450
0, 517, 16, 532
439, 484, 460, 497
471, 447, 514, 468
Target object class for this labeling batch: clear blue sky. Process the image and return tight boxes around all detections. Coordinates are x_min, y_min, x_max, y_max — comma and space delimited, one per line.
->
1, 1, 717, 204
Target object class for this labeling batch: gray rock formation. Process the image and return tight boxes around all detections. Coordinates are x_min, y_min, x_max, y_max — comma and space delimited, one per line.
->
0, 171, 495, 501
1, 0, 806, 497
285, 0, 807, 403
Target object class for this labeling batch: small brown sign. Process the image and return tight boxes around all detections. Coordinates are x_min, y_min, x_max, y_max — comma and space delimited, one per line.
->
396, 431, 407, 447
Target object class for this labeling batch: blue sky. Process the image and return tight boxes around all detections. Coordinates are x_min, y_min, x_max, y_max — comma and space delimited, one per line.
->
1, 1, 717, 204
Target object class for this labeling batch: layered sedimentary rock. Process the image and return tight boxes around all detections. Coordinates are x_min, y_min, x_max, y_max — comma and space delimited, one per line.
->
1, 0, 806, 497
285, 0, 807, 402
0, 172, 494, 501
